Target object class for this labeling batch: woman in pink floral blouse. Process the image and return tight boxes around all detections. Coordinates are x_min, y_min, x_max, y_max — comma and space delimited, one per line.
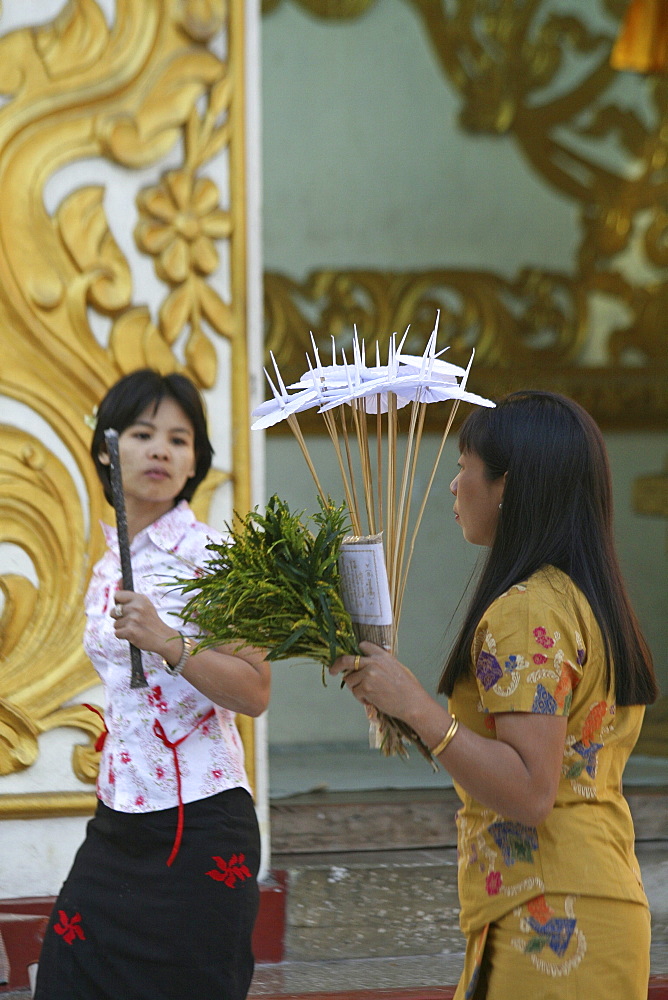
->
35, 370, 270, 1000
332, 390, 658, 1000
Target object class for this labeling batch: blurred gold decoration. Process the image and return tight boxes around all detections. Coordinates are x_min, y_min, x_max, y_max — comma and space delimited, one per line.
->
264, 267, 666, 431
0, 426, 100, 778
262, 0, 379, 17
0, 0, 254, 814
633, 455, 668, 566
611, 0, 668, 74
631, 456, 668, 753
263, 0, 667, 432
0, 792, 104, 821
634, 459, 668, 519
635, 696, 668, 757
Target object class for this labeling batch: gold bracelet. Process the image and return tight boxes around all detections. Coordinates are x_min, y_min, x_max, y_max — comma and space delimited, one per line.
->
430, 715, 459, 758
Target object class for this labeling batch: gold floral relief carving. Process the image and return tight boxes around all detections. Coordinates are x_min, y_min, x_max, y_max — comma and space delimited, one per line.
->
262, 0, 667, 431
0, 426, 98, 777
0, 0, 254, 815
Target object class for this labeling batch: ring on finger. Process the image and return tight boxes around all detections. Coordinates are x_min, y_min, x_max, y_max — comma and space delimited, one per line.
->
114, 604, 123, 619
353, 654, 362, 671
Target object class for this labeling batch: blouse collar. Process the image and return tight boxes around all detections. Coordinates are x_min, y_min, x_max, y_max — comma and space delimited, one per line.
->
101, 500, 196, 555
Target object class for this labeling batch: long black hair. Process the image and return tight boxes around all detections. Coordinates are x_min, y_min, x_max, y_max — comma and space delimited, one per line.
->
438, 390, 657, 707
91, 369, 214, 506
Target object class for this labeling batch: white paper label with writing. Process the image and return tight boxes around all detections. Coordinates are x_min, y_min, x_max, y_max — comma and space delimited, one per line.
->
338, 540, 393, 626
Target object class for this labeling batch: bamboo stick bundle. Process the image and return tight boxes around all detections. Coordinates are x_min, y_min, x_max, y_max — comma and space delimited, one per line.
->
177, 316, 494, 763
247, 315, 494, 759
254, 320, 491, 629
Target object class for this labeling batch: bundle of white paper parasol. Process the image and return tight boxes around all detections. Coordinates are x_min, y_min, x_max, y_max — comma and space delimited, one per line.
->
252, 314, 494, 755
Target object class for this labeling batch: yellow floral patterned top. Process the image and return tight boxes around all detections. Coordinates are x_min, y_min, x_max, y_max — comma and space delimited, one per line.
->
450, 565, 648, 935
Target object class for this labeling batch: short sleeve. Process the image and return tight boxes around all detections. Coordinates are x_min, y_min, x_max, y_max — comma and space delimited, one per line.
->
472, 580, 585, 717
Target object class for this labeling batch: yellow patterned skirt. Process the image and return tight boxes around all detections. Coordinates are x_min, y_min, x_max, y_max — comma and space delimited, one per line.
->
455, 894, 651, 1000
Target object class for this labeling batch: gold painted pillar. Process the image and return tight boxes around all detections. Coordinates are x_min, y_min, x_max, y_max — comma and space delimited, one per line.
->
0, 0, 265, 892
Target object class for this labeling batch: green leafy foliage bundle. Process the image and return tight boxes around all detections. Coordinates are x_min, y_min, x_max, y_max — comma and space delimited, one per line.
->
176, 495, 358, 664
175, 494, 435, 767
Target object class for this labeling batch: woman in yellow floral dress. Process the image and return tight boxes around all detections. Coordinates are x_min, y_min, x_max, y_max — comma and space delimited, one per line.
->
331, 390, 658, 999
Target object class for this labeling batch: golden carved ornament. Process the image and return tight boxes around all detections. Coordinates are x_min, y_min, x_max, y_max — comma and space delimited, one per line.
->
262, 0, 667, 431
263, 0, 379, 17
0, 0, 254, 815
631, 451, 668, 756
264, 266, 666, 431
634, 458, 668, 520
611, 0, 668, 74
0, 427, 99, 777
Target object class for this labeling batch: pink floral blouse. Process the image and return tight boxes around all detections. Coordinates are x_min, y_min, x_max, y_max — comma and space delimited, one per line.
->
84, 501, 250, 814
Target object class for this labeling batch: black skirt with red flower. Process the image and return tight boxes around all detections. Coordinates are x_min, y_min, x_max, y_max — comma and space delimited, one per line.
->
34, 787, 260, 1000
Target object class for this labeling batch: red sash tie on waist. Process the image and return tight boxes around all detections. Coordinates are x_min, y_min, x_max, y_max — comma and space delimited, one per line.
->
83, 704, 108, 752
152, 708, 216, 867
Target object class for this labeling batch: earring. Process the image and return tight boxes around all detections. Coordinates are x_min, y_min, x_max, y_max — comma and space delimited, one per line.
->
498, 502, 503, 509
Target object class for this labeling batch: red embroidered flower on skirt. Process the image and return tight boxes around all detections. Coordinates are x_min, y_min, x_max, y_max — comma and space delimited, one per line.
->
206, 853, 252, 887
54, 910, 86, 945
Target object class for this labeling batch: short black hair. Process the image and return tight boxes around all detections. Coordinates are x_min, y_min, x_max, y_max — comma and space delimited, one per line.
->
91, 369, 214, 506
439, 390, 657, 706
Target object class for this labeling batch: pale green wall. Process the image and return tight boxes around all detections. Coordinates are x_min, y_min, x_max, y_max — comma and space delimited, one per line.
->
262, 0, 581, 276
264, 432, 667, 745
260, 1, 667, 749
